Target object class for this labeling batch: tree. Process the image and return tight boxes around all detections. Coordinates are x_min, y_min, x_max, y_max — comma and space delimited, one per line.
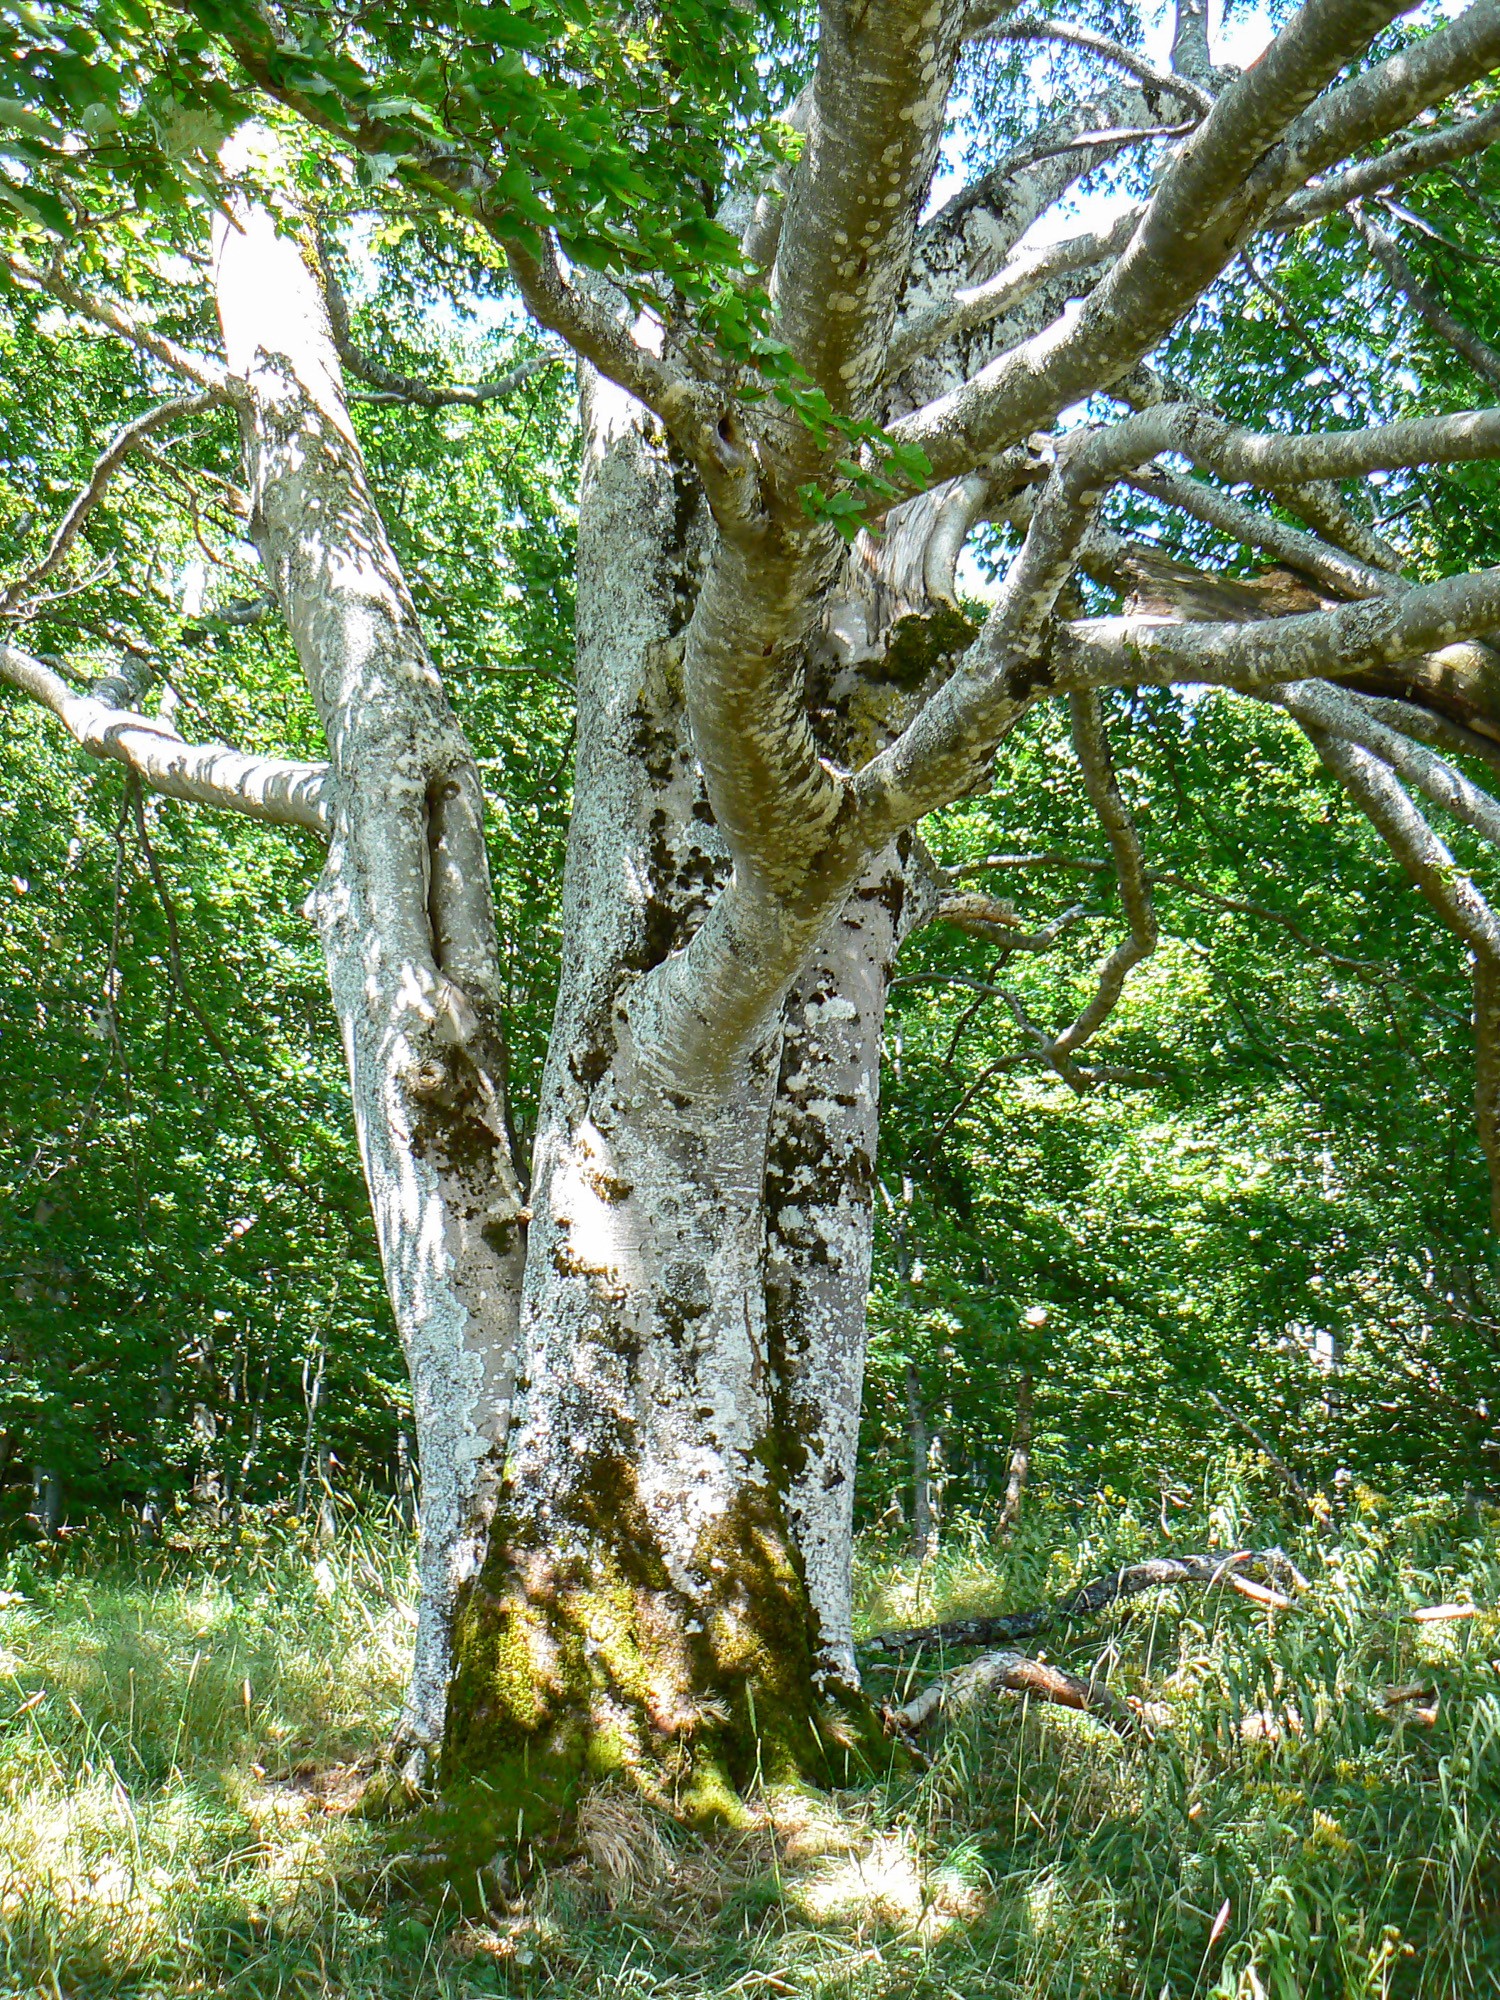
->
5, 0, 1500, 1839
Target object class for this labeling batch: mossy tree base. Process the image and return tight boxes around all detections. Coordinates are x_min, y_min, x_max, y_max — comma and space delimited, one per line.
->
439, 1463, 890, 1859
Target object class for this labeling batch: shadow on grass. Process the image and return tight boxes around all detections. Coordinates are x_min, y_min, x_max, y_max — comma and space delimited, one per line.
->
3, 1480, 1500, 1998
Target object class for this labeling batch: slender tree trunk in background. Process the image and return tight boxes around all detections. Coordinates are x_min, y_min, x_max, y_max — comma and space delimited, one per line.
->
29, 1466, 61, 1537
905, 1362, 934, 1564
315, 1444, 337, 1544
296, 1340, 325, 1521
213, 157, 528, 1764
997, 1371, 1034, 1539
1474, 952, 1500, 1233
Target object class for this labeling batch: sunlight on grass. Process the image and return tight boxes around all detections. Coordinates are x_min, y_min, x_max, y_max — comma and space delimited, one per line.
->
1, 1476, 1498, 1996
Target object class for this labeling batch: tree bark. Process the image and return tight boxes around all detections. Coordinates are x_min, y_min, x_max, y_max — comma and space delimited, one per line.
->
905, 1362, 935, 1564
441, 362, 898, 1836
212, 155, 528, 1763
997, 1370, 1034, 1538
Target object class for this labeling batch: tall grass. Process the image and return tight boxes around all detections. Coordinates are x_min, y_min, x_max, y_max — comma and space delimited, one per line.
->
1, 1474, 1497, 1998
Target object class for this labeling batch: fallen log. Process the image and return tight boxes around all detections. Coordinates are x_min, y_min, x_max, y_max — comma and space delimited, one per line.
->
863, 1549, 1306, 1658
889, 1649, 1134, 1733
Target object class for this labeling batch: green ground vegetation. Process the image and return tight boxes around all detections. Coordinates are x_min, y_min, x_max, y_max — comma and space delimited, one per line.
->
1, 1473, 1497, 2000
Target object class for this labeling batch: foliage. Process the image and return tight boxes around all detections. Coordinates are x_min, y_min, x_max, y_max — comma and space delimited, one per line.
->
0, 236, 578, 1526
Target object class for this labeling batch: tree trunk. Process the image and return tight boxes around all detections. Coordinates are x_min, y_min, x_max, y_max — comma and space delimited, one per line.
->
213, 152, 528, 1763
905, 1363, 934, 1563
213, 182, 914, 1824
766, 851, 906, 1692
997, 1370, 1034, 1538
441, 366, 890, 1837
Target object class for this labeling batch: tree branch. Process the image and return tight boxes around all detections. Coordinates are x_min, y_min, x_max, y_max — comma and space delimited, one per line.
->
1267, 103, 1500, 231
890, 0, 1422, 480
1298, 719, 1500, 959
0, 642, 332, 831
1, 251, 232, 396
865, 1549, 1305, 1655
977, 18, 1214, 114
1050, 691, 1158, 1059
1278, 680, 1500, 852
315, 236, 569, 409
771, 0, 968, 442
1055, 564, 1500, 697
1, 394, 221, 614
1354, 204, 1500, 391
1120, 467, 1399, 602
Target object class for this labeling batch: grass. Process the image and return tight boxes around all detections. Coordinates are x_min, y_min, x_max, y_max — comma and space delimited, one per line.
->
1, 1472, 1498, 1997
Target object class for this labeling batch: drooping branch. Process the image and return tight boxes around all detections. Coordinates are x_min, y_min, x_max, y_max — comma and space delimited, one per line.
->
1278, 680, 1500, 851
1051, 691, 1159, 1059
0, 641, 332, 831
315, 236, 568, 409
1302, 720, 1500, 955
1354, 205, 1500, 391
1, 394, 221, 614
1296, 710, 1500, 1226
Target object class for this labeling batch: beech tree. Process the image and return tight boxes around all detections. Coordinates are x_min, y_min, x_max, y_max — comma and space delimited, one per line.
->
5, 0, 1500, 1836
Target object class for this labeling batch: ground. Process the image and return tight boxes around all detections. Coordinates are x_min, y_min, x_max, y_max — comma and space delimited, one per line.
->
1, 1472, 1497, 1998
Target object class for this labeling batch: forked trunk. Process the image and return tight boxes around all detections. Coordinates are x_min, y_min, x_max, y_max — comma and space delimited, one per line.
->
441, 370, 892, 1832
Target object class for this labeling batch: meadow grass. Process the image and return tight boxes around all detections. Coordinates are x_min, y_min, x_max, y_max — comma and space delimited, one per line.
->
0, 1472, 1497, 1998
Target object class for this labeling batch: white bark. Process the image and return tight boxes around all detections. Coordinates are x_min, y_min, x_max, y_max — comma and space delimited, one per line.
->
212, 160, 527, 1761
767, 849, 907, 1688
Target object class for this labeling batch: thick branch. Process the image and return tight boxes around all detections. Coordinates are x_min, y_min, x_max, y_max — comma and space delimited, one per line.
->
1055, 564, 1500, 697
1268, 103, 1500, 230
0, 642, 331, 831
893, 1, 1500, 488
772, 0, 967, 437
1244, 0, 1500, 217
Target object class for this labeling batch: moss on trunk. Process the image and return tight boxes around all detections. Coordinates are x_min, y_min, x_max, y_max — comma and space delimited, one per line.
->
439, 1454, 887, 1857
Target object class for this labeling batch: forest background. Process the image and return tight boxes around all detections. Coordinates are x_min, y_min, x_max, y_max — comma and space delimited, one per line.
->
4, 7, 1499, 1535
